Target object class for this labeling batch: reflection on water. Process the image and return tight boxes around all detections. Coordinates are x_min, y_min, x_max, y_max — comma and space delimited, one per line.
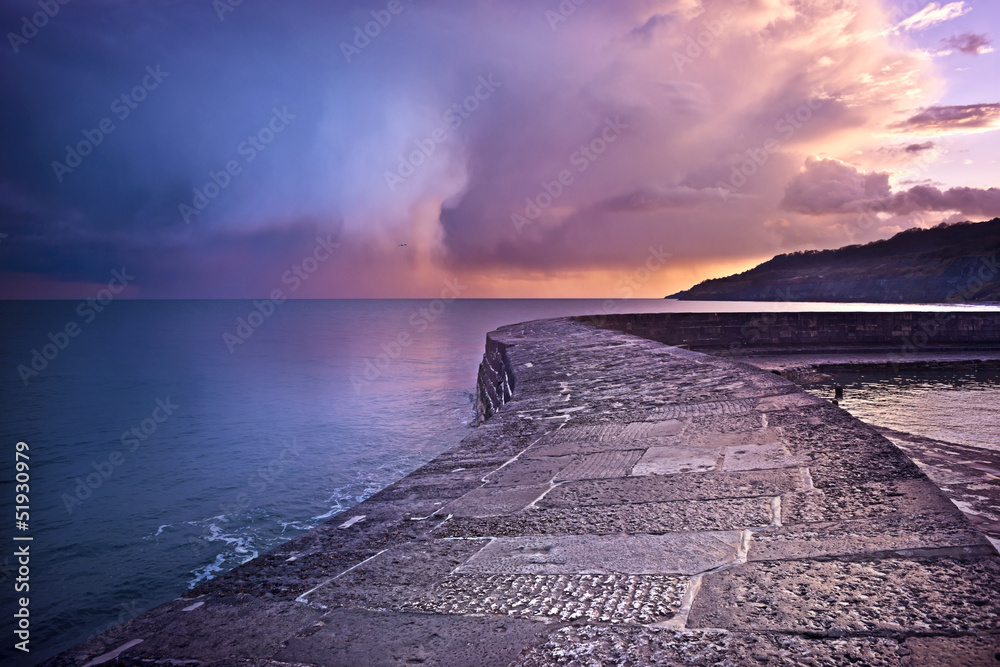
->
806, 368, 1000, 452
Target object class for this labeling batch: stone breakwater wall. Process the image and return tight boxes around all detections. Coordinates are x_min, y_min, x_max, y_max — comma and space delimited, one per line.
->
46, 316, 1000, 667
475, 311, 1000, 420
476, 334, 515, 422
574, 311, 1000, 355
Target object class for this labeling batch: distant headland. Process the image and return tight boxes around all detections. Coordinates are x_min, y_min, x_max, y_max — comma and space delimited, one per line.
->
669, 218, 1000, 303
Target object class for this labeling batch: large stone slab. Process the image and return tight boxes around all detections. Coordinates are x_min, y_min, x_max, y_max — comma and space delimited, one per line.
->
688, 426, 783, 449
539, 468, 803, 507
748, 512, 993, 562
485, 457, 567, 486
456, 531, 745, 576
756, 392, 826, 411
553, 449, 644, 480
632, 444, 722, 475
648, 398, 756, 419
44, 595, 323, 667
274, 609, 554, 667
443, 483, 551, 518
722, 443, 805, 471
436, 497, 772, 537
781, 478, 963, 525
301, 538, 490, 611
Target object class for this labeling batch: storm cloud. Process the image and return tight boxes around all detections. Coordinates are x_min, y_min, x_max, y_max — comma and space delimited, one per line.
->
1, 0, 998, 297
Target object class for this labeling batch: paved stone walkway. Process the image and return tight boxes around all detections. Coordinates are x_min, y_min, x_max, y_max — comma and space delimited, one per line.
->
46, 318, 1000, 666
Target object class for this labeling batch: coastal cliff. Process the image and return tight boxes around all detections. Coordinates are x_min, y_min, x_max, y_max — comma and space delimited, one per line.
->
669, 218, 1000, 303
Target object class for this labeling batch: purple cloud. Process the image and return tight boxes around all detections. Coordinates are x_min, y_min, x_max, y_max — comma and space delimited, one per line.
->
781, 158, 1000, 218
781, 158, 891, 215
904, 141, 935, 153
940, 32, 994, 55
891, 104, 1000, 133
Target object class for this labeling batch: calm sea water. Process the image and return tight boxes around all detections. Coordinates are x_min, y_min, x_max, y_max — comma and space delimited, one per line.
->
806, 369, 1000, 452
0, 298, 996, 663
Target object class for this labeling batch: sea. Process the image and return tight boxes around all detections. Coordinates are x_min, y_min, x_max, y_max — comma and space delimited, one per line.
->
1, 298, 998, 664
806, 367, 1000, 453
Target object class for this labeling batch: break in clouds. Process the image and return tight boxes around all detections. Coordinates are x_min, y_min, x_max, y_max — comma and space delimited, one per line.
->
1, 0, 998, 296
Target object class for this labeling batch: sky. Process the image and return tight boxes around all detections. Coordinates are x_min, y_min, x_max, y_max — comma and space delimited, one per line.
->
1, 0, 998, 299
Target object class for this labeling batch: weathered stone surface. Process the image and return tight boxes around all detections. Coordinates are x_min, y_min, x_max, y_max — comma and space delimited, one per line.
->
300, 538, 491, 612
321, 538, 489, 591
404, 573, 687, 625
748, 512, 993, 561
554, 449, 644, 480
43, 595, 322, 666
456, 532, 746, 576
688, 557, 1000, 635
879, 426, 1000, 542
274, 609, 554, 667
688, 426, 784, 449
523, 419, 688, 459
632, 444, 723, 475
436, 496, 772, 537
539, 468, 803, 507
648, 398, 757, 419
187, 547, 379, 600
443, 483, 551, 518
781, 478, 963, 524
44, 315, 1000, 667
756, 392, 826, 411
905, 634, 1000, 667
722, 442, 805, 471
516, 625, 913, 667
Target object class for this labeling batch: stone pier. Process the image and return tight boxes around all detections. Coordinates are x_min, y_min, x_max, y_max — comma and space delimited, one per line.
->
46, 317, 1000, 666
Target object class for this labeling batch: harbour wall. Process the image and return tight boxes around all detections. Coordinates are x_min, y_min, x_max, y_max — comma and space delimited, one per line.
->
574, 311, 1000, 355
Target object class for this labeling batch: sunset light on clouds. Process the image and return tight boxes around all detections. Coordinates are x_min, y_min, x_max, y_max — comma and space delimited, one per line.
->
1, 0, 998, 298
